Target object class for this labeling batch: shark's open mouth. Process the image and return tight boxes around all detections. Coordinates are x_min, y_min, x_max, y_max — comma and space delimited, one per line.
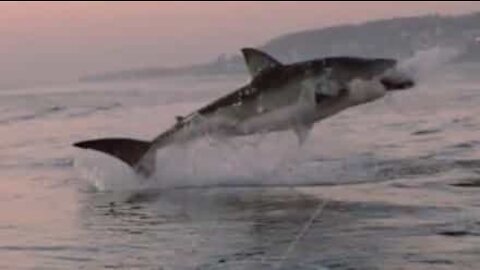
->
381, 77, 415, 91
380, 69, 415, 91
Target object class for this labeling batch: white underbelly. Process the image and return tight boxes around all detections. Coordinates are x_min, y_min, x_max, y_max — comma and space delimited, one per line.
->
238, 104, 307, 134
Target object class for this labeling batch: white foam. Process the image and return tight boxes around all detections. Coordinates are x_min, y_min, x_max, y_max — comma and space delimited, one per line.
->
398, 47, 459, 83
151, 133, 304, 188
382, 47, 461, 115
74, 149, 145, 192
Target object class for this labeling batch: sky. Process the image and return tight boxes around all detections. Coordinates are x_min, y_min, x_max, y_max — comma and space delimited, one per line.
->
1, 1, 480, 88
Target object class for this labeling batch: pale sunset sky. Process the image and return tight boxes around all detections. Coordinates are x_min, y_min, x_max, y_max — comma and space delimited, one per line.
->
1, 1, 480, 88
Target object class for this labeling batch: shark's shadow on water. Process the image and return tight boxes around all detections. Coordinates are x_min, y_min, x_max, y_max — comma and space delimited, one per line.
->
77, 185, 463, 269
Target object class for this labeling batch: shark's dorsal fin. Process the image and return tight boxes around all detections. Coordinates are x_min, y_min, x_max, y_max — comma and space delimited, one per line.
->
241, 48, 282, 77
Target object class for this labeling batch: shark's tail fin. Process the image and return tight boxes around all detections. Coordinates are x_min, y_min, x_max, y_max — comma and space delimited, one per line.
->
73, 138, 156, 177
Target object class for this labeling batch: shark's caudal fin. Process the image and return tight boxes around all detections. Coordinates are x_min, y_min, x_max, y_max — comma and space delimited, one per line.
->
73, 138, 155, 177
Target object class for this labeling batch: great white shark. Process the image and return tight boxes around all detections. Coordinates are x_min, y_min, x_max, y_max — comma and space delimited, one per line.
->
74, 48, 414, 177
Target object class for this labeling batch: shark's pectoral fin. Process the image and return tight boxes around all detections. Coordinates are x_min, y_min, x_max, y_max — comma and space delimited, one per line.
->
293, 122, 313, 145
293, 78, 329, 145
299, 81, 317, 109
241, 48, 282, 77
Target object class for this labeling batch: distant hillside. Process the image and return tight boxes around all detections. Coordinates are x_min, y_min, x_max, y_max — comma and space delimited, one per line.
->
263, 13, 480, 61
81, 12, 480, 82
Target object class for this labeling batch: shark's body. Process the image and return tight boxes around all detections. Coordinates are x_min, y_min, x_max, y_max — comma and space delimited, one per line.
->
74, 48, 414, 177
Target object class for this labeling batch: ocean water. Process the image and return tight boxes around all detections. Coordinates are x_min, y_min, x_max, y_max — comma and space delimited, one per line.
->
1, 61, 480, 269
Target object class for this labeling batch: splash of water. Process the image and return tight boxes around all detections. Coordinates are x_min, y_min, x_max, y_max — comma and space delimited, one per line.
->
75, 129, 384, 192
73, 132, 303, 191
398, 46, 459, 83
151, 133, 307, 189
383, 46, 460, 114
